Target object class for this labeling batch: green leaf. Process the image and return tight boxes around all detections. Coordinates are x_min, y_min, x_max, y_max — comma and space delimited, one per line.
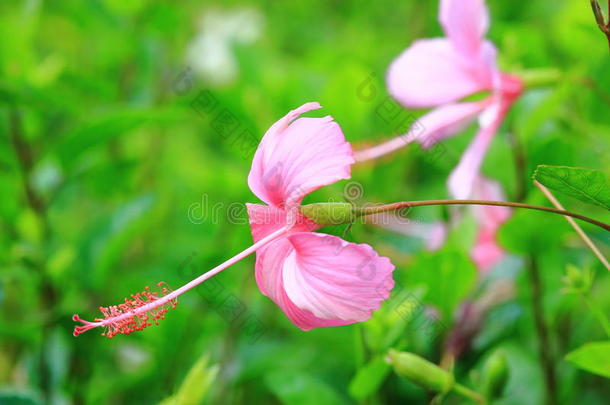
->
265, 371, 348, 405
348, 356, 391, 401
533, 165, 610, 210
565, 341, 610, 378
158, 354, 219, 405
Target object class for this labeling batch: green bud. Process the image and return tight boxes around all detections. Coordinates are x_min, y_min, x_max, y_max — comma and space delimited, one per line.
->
386, 349, 454, 394
481, 350, 509, 401
300, 202, 356, 226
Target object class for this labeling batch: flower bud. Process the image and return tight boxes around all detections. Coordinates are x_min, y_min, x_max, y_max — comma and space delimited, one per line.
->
386, 349, 454, 393
300, 202, 356, 226
481, 350, 509, 400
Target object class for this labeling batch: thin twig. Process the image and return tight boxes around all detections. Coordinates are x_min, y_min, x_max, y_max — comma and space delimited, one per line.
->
534, 181, 610, 271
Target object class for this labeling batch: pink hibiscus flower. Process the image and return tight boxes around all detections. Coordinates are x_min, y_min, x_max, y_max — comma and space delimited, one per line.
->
247, 102, 395, 330
73, 102, 395, 337
355, 0, 519, 273
356, 0, 522, 200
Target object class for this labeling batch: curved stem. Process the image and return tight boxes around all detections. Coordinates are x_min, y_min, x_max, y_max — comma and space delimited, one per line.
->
355, 200, 610, 232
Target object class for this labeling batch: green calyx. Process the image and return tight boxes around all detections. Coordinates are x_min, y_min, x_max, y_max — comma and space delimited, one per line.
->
518, 67, 561, 89
299, 202, 358, 226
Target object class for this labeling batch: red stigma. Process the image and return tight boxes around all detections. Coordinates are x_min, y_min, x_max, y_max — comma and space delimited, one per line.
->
73, 282, 178, 338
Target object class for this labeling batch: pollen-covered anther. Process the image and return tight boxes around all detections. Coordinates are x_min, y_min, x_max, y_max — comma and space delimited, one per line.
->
73, 282, 178, 339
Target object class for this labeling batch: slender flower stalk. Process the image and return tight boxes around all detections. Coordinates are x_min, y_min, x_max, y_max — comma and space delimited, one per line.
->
534, 181, 610, 271
73, 225, 292, 337
353, 132, 418, 163
352, 200, 610, 232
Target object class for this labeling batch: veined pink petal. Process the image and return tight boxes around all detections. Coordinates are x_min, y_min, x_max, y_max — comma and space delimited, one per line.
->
248, 103, 354, 208
254, 237, 356, 330
387, 38, 495, 108
440, 0, 489, 59
247, 203, 327, 329
283, 232, 395, 327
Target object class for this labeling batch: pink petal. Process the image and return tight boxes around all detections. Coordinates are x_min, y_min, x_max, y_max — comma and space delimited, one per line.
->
416, 100, 490, 147
254, 237, 356, 330
353, 100, 490, 162
447, 101, 503, 199
471, 176, 511, 224
426, 222, 449, 251
471, 228, 505, 273
246, 203, 318, 243
470, 177, 511, 273
248, 204, 346, 330
440, 0, 489, 59
283, 232, 395, 327
248, 103, 354, 208
387, 38, 496, 109
447, 75, 522, 199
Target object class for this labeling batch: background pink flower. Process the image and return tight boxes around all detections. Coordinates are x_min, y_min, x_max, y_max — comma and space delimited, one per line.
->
385, 0, 522, 199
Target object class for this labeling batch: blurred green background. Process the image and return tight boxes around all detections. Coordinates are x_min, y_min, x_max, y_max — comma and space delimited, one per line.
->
1, 0, 610, 404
